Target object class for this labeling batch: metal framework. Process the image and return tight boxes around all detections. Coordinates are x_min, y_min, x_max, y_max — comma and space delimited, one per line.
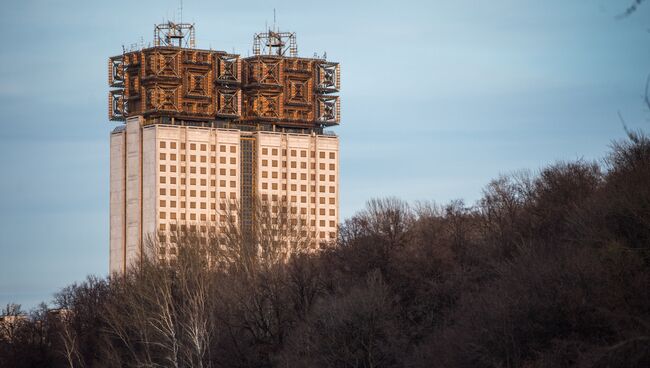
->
109, 23, 339, 129
253, 30, 297, 57
154, 22, 196, 48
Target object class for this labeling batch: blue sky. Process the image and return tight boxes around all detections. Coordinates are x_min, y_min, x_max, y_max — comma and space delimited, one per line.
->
0, 0, 649, 309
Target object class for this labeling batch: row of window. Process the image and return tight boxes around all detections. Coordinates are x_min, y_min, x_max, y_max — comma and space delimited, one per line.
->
260, 171, 336, 182
159, 187, 238, 199
160, 141, 237, 153
160, 153, 237, 164
260, 147, 336, 160
160, 176, 237, 188
261, 160, 336, 171
260, 182, 336, 193
158, 206, 336, 220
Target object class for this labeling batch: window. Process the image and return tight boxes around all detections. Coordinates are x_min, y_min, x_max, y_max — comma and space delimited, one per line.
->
160, 141, 166, 149
170, 142, 176, 149
262, 148, 268, 155
160, 200, 166, 207
201, 144, 207, 151
230, 146, 236, 153
160, 188, 166, 195
190, 143, 196, 150
159, 165, 166, 172
160, 153, 166, 160
220, 145, 226, 152
160, 177, 166, 184
329, 152, 336, 159
319, 152, 325, 159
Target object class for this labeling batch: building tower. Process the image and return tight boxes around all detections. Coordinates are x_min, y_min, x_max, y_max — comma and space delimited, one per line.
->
108, 22, 340, 274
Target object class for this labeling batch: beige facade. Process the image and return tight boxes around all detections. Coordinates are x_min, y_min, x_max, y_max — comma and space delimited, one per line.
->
109, 117, 339, 274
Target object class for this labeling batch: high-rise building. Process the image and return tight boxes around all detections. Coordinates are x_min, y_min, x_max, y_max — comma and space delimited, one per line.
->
108, 23, 340, 274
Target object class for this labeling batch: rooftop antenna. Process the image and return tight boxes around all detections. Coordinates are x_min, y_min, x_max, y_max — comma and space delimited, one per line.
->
180, 0, 183, 25
273, 8, 276, 31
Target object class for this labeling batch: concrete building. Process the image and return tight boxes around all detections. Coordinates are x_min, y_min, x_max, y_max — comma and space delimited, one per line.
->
108, 24, 340, 274
109, 118, 339, 274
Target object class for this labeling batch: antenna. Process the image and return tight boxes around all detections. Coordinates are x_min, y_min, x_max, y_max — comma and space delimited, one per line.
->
273, 8, 276, 31
180, 0, 183, 25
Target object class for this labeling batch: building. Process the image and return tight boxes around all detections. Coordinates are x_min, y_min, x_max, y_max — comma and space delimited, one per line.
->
108, 23, 340, 274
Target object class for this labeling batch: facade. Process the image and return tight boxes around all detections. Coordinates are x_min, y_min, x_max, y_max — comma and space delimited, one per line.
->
109, 23, 340, 274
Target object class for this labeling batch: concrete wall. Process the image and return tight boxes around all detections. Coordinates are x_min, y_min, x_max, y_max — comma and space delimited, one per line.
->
109, 129, 125, 274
